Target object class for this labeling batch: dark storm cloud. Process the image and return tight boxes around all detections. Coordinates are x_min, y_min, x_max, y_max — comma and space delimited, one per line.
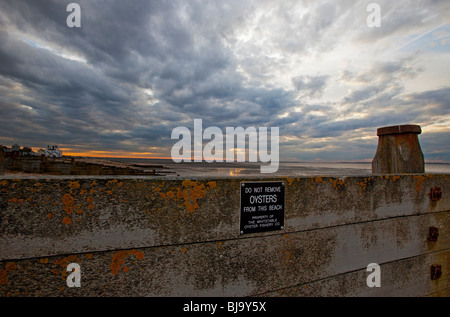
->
0, 0, 449, 161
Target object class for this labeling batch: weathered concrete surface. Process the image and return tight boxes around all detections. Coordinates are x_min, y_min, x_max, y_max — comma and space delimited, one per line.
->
263, 251, 449, 297
0, 212, 448, 297
0, 174, 449, 296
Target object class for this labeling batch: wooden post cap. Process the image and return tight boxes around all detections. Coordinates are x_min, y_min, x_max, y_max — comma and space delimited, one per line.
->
377, 125, 421, 136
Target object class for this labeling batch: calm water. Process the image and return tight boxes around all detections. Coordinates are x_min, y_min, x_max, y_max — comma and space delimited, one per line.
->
107, 158, 450, 177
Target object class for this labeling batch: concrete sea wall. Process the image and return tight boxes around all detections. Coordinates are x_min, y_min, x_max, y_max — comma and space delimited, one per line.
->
0, 173, 449, 297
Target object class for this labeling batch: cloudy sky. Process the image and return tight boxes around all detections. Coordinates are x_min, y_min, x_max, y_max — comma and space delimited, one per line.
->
1, 0, 449, 162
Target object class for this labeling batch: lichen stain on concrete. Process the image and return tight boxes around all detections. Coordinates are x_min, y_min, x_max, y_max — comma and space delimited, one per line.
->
151, 179, 217, 214
110, 249, 145, 275
0, 262, 18, 286
330, 177, 347, 191
280, 234, 294, 265
285, 177, 294, 186
62, 193, 75, 214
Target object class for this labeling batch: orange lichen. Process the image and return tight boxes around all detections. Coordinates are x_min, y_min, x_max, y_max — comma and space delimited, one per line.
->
179, 180, 207, 213
110, 249, 144, 275
69, 181, 80, 189
123, 266, 130, 273
107, 179, 118, 185
46, 213, 53, 219
62, 193, 75, 214
0, 270, 8, 285
207, 181, 217, 189
331, 177, 346, 191
5, 262, 17, 272
62, 216, 72, 224
166, 191, 175, 199
85, 253, 93, 259
285, 177, 294, 186
39, 258, 49, 264
130, 250, 145, 260
182, 247, 187, 253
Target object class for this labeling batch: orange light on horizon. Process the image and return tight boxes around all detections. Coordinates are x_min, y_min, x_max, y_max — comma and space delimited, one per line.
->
56, 148, 172, 159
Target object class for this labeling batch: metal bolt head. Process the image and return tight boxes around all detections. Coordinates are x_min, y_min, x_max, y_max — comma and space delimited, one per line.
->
430, 264, 442, 280
427, 226, 439, 242
428, 186, 442, 202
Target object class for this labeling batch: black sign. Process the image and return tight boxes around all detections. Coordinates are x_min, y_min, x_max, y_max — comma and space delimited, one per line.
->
240, 181, 285, 234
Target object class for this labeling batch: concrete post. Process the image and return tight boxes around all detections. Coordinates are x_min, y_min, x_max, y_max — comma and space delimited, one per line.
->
372, 124, 424, 174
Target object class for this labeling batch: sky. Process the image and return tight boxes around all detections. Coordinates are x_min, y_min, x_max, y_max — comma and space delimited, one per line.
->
0, 0, 449, 162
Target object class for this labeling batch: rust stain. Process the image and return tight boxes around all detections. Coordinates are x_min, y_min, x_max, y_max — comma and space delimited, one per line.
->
414, 175, 425, 193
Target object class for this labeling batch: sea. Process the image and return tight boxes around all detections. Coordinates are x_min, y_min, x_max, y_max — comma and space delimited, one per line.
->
106, 158, 450, 177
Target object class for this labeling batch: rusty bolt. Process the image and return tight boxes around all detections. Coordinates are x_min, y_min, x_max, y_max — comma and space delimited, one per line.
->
428, 186, 442, 201
430, 264, 442, 280
427, 226, 439, 242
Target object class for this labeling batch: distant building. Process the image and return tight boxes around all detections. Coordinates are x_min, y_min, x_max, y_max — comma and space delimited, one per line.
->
2, 144, 62, 158
42, 145, 63, 158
